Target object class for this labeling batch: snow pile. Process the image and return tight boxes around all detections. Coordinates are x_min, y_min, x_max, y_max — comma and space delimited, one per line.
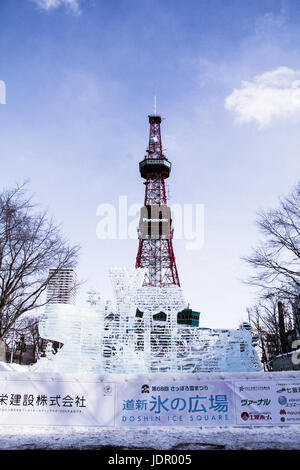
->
0, 425, 299, 450
0, 362, 30, 372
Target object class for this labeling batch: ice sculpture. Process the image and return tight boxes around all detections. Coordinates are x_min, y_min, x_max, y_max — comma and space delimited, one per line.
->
176, 325, 262, 372
33, 267, 262, 374
32, 303, 105, 374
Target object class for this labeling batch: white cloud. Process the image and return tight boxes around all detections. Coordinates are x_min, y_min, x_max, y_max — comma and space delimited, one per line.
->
31, 0, 81, 15
225, 67, 300, 128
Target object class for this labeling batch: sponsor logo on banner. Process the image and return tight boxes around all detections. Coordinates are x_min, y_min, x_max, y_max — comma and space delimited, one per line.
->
104, 385, 113, 395
278, 396, 287, 405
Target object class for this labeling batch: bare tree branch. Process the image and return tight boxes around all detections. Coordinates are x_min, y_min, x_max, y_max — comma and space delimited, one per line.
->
0, 183, 80, 340
243, 182, 300, 301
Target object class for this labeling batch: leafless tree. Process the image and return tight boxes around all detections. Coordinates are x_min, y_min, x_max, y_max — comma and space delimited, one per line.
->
248, 296, 295, 370
243, 182, 300, 301
0, 183, 80, 342
5, 315, 41, 363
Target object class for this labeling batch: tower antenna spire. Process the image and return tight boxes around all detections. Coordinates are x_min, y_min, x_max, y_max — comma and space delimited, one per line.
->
154, 84, 157, 115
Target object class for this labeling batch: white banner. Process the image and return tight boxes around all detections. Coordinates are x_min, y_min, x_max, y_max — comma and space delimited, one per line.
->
1, 375, 300, 427
0, 378, 115, 426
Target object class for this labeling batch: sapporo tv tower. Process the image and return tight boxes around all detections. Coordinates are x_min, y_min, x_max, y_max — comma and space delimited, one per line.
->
136, 100, 180, 287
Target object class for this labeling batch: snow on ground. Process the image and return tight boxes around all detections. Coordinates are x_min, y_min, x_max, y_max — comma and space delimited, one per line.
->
0, 425, 299, 450
0, 362, 30, 372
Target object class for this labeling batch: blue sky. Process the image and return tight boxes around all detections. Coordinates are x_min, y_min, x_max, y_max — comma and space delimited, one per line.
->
0, 0, 300, 328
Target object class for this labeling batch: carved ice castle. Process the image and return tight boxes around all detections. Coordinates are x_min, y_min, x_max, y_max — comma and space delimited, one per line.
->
33, 113, 262, 374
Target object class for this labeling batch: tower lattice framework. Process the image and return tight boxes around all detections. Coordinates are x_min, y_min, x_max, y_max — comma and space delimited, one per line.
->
136, 114, 180, 287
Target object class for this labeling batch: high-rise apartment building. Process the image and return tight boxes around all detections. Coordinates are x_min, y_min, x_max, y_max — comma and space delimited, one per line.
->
47, 268, 76, 304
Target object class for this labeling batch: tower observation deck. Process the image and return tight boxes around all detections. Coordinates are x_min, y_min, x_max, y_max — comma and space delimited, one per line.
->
135, 114, 180, 287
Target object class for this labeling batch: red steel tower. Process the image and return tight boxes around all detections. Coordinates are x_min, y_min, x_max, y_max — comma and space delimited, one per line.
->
135, 114, 180, 287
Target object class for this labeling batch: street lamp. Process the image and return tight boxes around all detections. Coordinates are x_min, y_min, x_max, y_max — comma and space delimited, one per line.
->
16, 336, 26, 365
